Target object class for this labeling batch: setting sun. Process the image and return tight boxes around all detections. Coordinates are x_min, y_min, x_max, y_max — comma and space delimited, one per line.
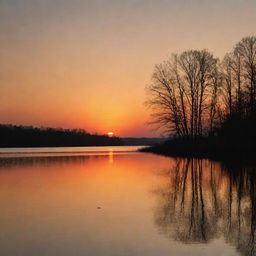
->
107, 132, 114, 137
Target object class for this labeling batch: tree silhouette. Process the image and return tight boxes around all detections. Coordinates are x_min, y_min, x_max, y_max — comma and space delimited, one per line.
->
147, 50, 220, 137
147, 36, 256, 143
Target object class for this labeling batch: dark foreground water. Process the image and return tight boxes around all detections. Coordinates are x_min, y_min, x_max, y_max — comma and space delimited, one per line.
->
0, 146, 254, 256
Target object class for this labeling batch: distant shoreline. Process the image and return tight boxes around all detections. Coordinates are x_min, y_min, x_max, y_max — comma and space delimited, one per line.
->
0, 124, 123, 148
0, 123, 166, 148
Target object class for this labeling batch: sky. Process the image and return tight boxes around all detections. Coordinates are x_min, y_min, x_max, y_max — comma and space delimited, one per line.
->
0, 0, 256, 137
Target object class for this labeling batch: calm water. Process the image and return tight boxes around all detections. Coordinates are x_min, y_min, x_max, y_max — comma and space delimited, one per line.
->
0, 146, 254, 256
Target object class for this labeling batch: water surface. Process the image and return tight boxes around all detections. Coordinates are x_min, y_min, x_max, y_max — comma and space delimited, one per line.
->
0, 146, 253, 256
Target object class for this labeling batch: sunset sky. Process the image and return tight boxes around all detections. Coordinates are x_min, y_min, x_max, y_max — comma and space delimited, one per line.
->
1, 0, 256, 137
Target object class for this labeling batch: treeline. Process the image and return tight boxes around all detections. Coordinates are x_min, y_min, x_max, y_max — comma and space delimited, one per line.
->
0, 124, 123, 147
146, 36, 256, 155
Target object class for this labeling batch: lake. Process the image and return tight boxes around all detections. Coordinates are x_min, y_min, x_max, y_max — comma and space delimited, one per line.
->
0, 146, 254, 256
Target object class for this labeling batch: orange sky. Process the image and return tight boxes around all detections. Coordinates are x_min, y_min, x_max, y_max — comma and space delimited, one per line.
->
0, 0, 256, 137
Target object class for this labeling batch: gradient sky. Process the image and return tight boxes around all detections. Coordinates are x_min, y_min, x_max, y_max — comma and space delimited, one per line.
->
0, 0, 256, 137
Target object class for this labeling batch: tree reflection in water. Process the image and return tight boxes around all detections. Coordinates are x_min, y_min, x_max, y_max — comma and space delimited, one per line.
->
154, 158, 256, 256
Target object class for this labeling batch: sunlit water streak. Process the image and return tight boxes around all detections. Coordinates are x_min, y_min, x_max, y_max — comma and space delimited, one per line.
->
0, 146, 145, 157
0, 146, 252, 256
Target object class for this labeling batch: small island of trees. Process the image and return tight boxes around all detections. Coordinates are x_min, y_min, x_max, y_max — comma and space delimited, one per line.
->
143, 36, 256, 159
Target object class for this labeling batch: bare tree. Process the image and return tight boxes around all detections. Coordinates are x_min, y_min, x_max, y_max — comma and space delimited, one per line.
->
234, 36, 256, 115
147, 50, 219, 137
220, 36, 256, 119
221, 53, 234, 115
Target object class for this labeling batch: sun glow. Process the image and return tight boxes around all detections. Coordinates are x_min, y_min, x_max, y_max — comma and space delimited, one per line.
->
107, 132, 114, 137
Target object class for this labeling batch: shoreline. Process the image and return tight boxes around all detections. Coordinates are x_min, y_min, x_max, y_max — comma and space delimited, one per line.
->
139, 138, 256, 165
